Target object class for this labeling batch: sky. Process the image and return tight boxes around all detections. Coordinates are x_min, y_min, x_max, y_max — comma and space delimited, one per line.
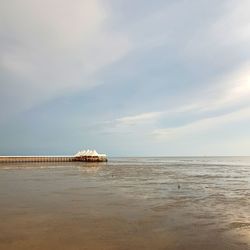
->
0, 0, 250, 156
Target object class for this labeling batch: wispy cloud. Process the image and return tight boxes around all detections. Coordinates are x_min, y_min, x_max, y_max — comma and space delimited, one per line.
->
151, 63, 250, 139
116, 112, 162, 126
176, 63, 249, 112
0, 0, 131, 121
100, 63, 250, 138
153, 106, 250, 139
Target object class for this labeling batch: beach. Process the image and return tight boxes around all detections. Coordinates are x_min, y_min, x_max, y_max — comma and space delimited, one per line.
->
0, 157, 250, 249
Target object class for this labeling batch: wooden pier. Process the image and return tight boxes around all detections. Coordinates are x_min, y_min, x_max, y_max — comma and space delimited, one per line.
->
0, 155, 107, 163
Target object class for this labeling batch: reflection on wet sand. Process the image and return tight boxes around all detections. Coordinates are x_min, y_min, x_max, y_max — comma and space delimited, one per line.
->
0, 157, 250, 249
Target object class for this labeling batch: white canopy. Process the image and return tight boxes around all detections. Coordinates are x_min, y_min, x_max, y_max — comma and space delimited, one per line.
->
74, 149, 106, 157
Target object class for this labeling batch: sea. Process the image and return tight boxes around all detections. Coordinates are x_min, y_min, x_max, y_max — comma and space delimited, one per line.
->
0, 157, 250, 249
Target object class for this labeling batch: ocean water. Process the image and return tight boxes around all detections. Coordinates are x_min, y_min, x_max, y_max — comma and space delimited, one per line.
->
0, 157, 250, 249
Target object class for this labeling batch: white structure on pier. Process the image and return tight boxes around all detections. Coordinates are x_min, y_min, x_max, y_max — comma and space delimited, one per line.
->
74, 149, 107, 158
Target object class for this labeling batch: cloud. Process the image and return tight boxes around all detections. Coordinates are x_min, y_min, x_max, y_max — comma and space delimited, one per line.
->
146, 0, 250, 55
116, 111, 162, 126
0, 0, 131, 121
153, 106, 250, 139
150, 63, 250, 140
99, 63, 250, 138
185, 62, 250, 113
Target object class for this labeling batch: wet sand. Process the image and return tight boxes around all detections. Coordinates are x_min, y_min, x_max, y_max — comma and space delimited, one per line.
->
0, 158, 250, 249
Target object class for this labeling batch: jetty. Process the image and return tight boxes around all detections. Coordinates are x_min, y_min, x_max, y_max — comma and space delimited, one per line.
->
0, 150, 107, 163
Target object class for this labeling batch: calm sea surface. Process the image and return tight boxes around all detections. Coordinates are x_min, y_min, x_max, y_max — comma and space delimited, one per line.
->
0, 157, 250, 249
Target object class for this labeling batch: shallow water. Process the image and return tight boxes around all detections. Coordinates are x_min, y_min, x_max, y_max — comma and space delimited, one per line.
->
0, 157, 250, 249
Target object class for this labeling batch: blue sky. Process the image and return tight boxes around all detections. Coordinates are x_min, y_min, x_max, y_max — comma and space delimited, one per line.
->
0, 0, 250, 156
